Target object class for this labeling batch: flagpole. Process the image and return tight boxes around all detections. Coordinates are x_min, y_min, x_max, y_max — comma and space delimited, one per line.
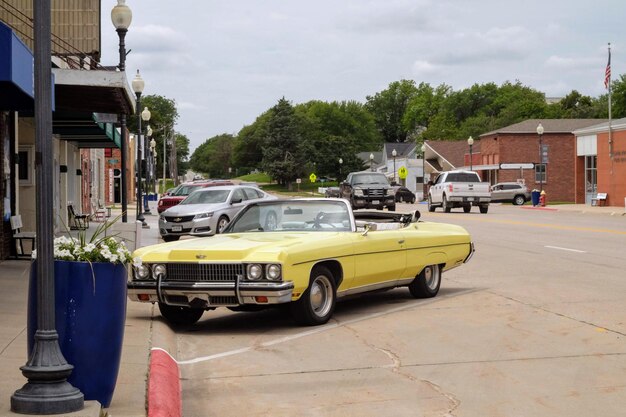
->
605, 42, 613, 160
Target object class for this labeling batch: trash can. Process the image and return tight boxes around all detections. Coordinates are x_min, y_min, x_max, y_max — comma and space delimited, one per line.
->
531, 190, 540, 206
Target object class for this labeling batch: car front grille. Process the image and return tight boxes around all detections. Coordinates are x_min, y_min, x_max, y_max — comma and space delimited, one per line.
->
367, 188, 385, 197
165, 263, 244, 282
164, 215, 195, 223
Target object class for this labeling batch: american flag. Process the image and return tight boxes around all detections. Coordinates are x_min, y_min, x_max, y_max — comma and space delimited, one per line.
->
604, 48, 611, 89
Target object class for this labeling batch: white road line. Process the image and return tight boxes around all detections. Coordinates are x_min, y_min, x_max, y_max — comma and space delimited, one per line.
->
171, 288, 477, 366
544, 245, 586, 253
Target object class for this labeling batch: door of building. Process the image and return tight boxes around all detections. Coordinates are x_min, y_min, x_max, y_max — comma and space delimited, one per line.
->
584, 155, 597, 204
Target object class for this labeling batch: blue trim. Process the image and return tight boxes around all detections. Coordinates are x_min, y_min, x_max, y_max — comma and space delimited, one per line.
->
0, 21, 34, 99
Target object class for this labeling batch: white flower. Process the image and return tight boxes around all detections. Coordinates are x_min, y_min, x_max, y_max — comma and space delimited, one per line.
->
133, 257, 143, 268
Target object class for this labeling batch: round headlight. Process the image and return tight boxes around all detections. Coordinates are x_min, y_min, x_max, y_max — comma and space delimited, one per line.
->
247, 264, 263, 281
152, 264, 167, 278
135, 264, 151, 279
266, 264, 281, 281
354, 188, 364, 197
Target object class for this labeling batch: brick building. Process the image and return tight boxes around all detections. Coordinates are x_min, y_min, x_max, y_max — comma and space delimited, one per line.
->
479, 119, 606, 202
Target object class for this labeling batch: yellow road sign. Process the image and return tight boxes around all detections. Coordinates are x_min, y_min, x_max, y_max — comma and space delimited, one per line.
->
398, 166, 408, 179
309, 173, 317, 183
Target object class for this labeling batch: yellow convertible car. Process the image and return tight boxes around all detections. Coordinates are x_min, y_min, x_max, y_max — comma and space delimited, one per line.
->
128, 198, 474, 326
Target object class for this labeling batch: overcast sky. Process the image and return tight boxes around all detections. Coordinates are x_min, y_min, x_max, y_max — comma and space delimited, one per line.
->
101, 0, 623, 152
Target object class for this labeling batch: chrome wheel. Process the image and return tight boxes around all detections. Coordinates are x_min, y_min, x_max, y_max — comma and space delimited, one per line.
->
217, 216, 229, 233
309, 275, 333, 318
291, 266, 337, 326
408, 264, 441, 298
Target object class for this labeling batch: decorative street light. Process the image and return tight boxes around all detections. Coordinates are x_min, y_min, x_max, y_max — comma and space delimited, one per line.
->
467, 136, 474, 171
392, 148, 397, 184
111, 0, 132, 223
141, 107, 152, 216
369, 153, 374, 171
421, 143, 426, 200
131, 70, 147, 227
338, 157, 343, 181
536, 122, 544, 191
150, 137, 157, 195
11, 1, 84, 413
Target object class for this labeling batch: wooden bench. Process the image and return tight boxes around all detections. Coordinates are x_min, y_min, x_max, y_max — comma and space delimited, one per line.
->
591, 192, 607, 206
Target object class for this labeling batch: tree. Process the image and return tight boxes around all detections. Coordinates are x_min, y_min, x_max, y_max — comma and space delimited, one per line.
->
190, 134, 235, 177
609, 74, 626, 118
366, 79, 419, 143
262, 98, 307, 186
231, 111, 271, 174
128, 95, 179, 178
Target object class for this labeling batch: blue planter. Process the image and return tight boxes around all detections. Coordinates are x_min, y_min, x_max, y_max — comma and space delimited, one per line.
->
531, 190, 540, 206
28, 260, 127, 408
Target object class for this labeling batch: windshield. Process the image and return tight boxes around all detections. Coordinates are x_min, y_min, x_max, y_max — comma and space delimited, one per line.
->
180, 189, 230, 205
227, 201, 352, 233
352, 173, 389, 185
173, 184, 202, 196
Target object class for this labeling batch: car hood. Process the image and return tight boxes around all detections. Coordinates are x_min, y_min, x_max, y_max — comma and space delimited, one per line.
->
162, 202, 230, 216
134, 232, 350, 263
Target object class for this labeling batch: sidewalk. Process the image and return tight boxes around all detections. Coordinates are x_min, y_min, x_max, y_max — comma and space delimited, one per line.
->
0, 201, 165, 416
523, 203, 626, 216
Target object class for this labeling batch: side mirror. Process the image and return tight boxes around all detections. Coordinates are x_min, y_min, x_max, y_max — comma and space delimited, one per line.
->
231, 198, 243, 204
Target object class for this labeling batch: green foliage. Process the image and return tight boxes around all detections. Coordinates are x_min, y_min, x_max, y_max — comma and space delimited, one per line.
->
366, 79, 419, 143
189, 134, 235, 178
609, 74, 626, 118
236, 172, 272, 183
262, 98, 308, 186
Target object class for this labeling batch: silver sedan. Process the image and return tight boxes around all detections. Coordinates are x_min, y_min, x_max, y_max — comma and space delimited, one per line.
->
158, 185, 276, 241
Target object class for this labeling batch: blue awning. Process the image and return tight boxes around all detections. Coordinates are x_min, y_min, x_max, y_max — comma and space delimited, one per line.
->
0, 21, 35, 111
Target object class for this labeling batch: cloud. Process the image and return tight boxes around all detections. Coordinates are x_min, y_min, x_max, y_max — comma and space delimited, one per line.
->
412, 60, 438, 75
340, 0, 436, 34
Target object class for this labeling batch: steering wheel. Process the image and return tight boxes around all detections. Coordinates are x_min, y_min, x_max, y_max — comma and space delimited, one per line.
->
313, 212, 337, 229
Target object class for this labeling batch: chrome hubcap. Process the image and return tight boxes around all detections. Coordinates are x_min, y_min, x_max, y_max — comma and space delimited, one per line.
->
310, 275, 332, 317
424, 265, 440, 290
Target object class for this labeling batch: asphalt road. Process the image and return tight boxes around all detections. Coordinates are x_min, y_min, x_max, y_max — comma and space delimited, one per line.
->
174, 204, 626, 417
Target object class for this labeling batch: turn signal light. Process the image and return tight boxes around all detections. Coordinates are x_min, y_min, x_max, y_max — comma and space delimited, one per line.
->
255, 296, 269, 303
138, 294, 151, 301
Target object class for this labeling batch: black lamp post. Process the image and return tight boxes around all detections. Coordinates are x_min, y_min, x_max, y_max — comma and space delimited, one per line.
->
392, 148, 397, 184
111, 0, 132, 222
536, 123, 544, 191
11, 1, 84, 413
467, 136, 474, 171
132, 71, 148, 227
150, 137, 157, 194
338, 157, 343, 181
421, 143, 426, 200
142, 108, 152, 215
369, 153, 374, 171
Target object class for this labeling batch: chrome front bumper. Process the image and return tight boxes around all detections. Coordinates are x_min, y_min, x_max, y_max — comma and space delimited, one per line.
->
127, 279, 294, 307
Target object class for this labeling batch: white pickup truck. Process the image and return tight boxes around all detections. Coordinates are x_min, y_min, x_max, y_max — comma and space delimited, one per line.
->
427, 170, 491, 213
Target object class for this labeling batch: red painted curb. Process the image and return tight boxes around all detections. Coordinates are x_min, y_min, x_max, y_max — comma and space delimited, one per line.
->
520, 206, 558, 211
148, 349, 182, 417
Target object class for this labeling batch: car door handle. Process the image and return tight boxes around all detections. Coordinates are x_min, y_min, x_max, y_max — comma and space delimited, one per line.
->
398, 240, 405, 244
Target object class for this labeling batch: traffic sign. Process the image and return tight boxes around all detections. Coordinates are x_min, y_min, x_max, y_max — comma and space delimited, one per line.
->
296, 178, 301, 184
500, 163, 534, 169
309, 173, 317, 183
398, 166, 408, 179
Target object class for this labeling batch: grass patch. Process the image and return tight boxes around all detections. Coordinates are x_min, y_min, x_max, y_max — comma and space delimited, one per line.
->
236, 172, 272, 183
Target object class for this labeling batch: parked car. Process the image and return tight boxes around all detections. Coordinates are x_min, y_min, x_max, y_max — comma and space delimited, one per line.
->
157, 180, 233, 213
490, 182, 530, 205
394, 186, 416, 203
158, 185, 276, 241
129, 198, 474, 326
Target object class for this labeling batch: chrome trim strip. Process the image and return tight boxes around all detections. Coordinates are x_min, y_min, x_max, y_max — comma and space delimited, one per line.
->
337, 277, 415, 298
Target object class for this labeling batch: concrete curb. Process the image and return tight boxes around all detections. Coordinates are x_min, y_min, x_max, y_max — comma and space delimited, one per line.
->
148, 349, 181, 417
148, 313, 181, 417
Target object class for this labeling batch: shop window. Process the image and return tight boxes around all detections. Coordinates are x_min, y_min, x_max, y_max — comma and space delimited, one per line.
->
18, 146, 34, 186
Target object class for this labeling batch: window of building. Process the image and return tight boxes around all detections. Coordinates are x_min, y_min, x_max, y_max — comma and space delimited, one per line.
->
104, 148, 113, 158
534, 163, 546, 183
18, 146, 34, 186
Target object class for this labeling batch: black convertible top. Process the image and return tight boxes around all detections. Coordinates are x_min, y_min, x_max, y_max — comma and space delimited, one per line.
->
353, 210, 420, 225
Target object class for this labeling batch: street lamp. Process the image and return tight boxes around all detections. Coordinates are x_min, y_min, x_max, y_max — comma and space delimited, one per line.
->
150, 137, 156, 195
370, 153, 374, 171
421, 143, 426, 200
467, 136, 474, 171
111, 0, 132, 223
338, 157, 343, 181
132, 70, 148, 227
142, 107, 152, 215
536, 122, 544, 191
391, 149, 397, 184
11, 1, 84, 413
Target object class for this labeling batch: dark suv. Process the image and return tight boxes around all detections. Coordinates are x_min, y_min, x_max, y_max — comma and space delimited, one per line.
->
340, 172, 395, 211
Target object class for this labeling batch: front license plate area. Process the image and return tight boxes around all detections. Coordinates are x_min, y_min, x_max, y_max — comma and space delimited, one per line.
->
372, 200, 379, 205
172, 225, 182, 232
